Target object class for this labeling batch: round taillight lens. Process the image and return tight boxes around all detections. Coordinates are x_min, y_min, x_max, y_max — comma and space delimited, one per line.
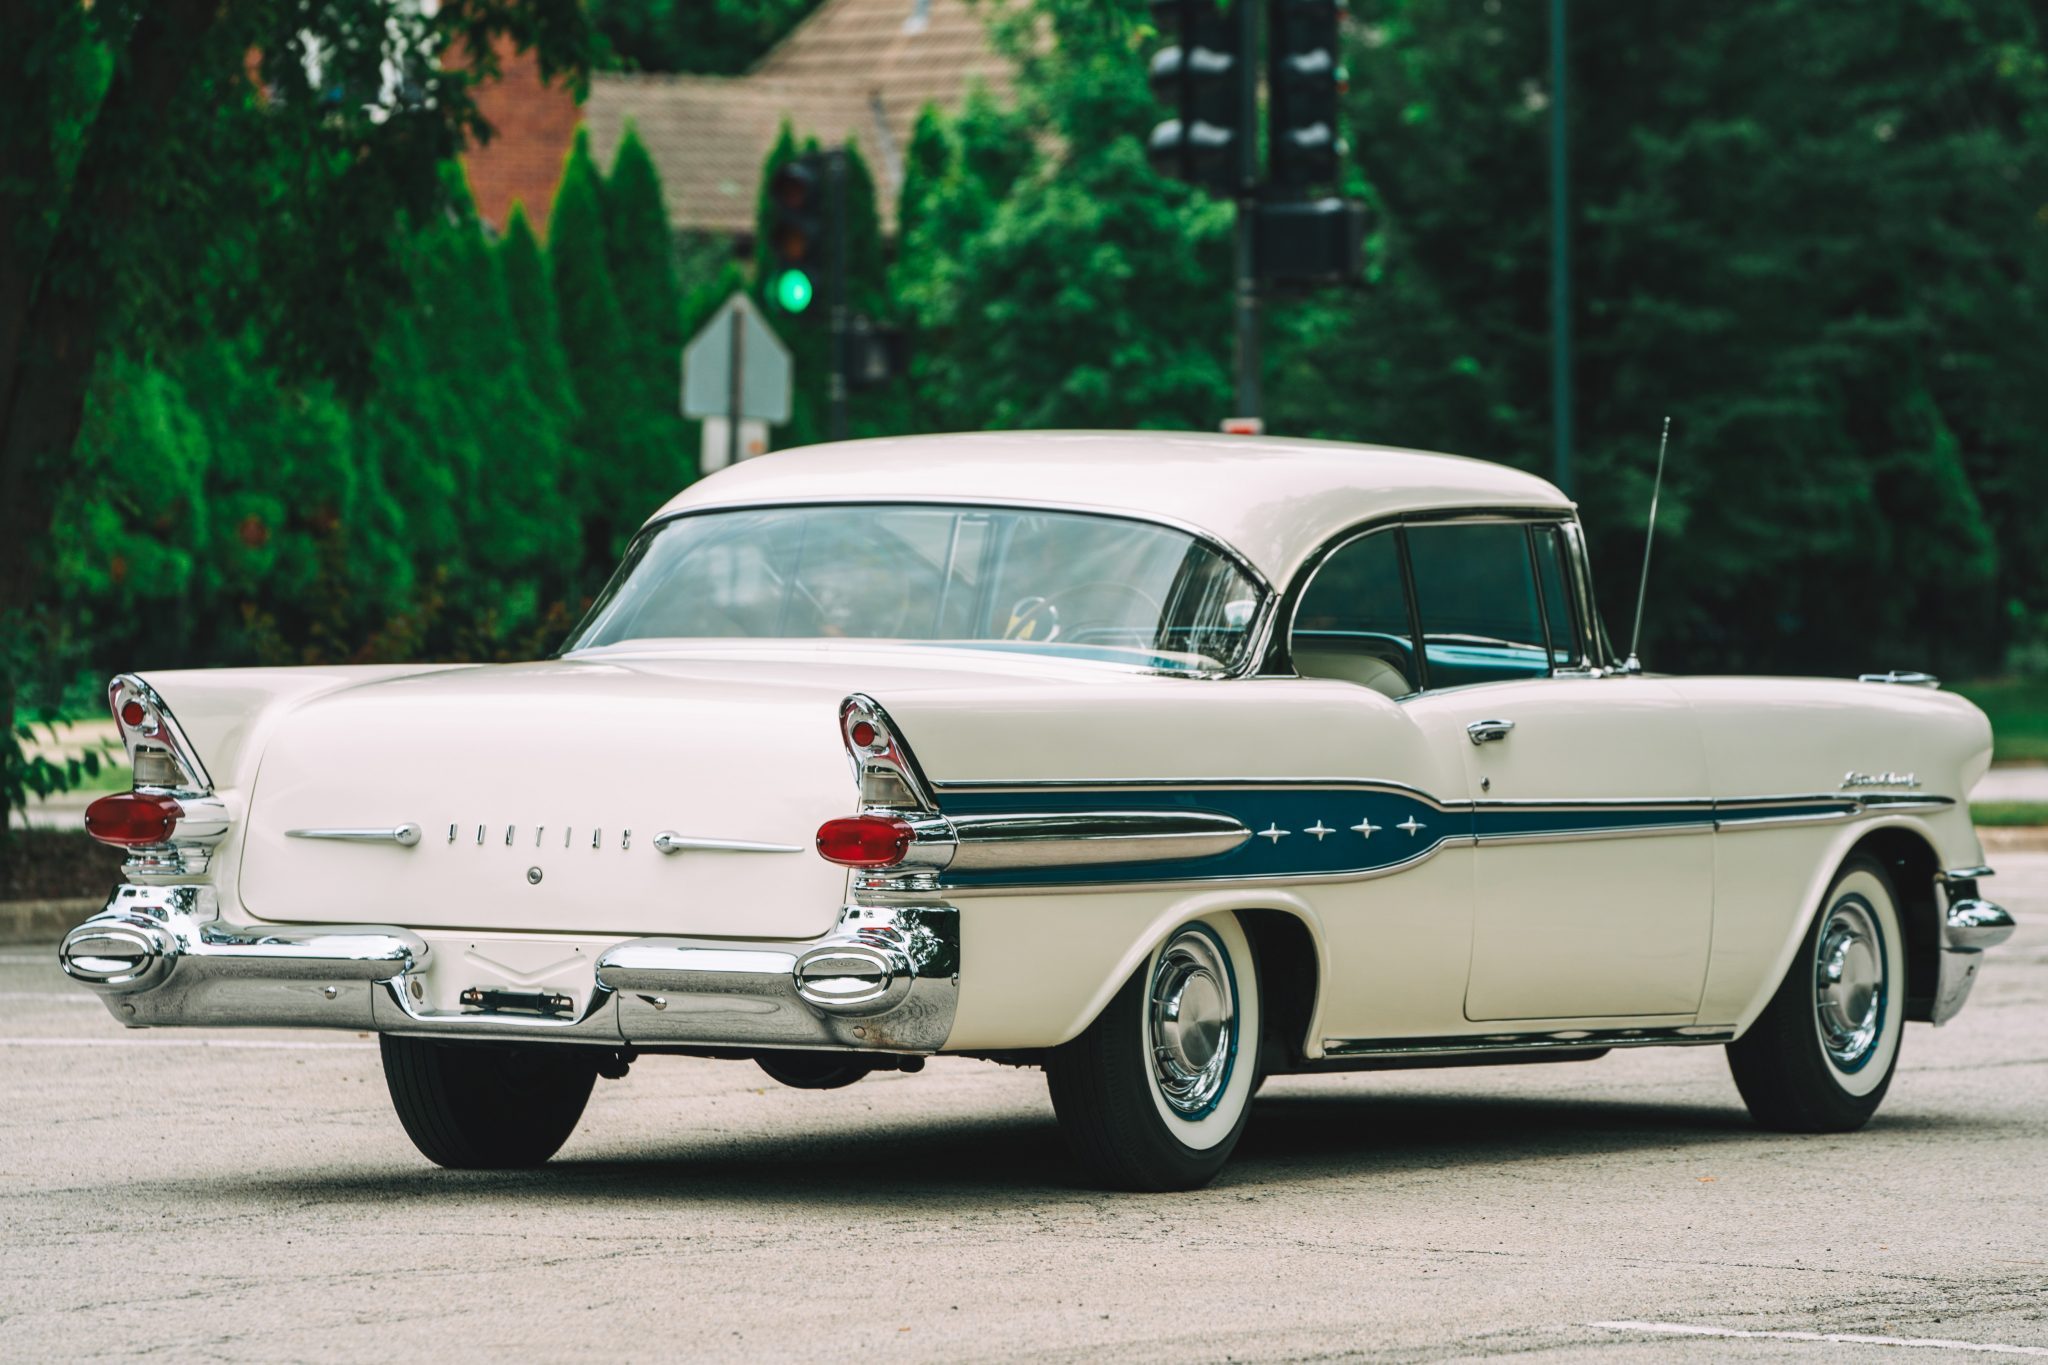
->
84, 792, 182, 847
119, 699, 147, 728
849, 720, 877, 748
815, 815, 914, 868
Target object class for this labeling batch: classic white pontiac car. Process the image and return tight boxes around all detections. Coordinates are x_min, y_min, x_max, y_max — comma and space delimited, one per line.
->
62, 431, 2014, 1189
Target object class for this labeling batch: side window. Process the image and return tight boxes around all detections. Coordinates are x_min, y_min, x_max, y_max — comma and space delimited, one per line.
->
1533, 525, 1580, 665
1406, 522, 1549, 687
1291, 529, 1416, 698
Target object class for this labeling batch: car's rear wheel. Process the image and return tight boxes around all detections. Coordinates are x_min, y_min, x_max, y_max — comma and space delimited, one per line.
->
380, 1036, 598, 1168
1044, 913, 1261, 1191
1726, 855, 1905, 1132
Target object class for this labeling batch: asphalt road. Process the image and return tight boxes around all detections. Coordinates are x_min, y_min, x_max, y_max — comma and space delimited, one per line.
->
3, 863, 2046, 1363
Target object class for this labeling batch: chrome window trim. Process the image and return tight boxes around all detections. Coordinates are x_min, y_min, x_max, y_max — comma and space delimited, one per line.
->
1270, 505, 1595, 690
561, 497, 1279, 681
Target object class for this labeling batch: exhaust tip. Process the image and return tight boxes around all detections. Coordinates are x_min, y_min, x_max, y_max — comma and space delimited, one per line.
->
793, 945, 905, 1011
60, 919, 172, 990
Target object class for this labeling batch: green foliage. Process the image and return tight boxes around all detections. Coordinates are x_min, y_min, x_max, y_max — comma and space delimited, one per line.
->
495, 203, 582, 445
603, 124, 694, 496
587, 0, 822, 75
550, 128, 680, 573
0, 0, 592, 851
1970, 802, 2048, 828
893, 4, 1233, 431
1952, 678, 2048, 764
1267, 0, 2045, 676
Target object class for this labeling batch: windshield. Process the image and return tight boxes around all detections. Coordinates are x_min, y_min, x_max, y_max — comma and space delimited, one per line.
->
564, 504, 1266, 676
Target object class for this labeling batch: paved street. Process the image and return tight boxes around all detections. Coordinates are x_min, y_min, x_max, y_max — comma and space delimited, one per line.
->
2, 863, 2045, 1363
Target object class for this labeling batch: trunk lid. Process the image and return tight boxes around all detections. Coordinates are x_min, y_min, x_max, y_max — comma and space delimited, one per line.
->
238, 657, 864, 939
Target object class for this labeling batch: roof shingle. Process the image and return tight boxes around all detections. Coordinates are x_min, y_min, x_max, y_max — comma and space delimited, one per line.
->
585, 0, 1012, 234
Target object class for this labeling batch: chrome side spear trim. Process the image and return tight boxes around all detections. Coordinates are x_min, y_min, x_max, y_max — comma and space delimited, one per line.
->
287, 824, 422, 847
652, 832, 804, 855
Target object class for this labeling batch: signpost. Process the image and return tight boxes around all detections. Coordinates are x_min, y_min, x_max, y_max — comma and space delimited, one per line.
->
682, 292, 792, 472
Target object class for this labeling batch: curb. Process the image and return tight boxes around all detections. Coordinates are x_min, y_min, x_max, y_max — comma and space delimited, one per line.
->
0, 898, 97, 947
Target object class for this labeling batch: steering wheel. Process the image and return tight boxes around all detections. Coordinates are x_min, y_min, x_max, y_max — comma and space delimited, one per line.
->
1003, 595, 1060, 642
1004, 581, 1166, 645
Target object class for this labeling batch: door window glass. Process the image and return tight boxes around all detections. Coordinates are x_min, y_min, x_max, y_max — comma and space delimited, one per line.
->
1406, 522, 1549, 687
1533, 526, 1580, 665
1291, 529, 1416, 697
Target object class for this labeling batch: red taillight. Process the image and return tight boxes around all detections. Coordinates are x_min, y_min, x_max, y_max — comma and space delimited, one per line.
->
849, 720, 877, 748
119, 699, 147, 728
84, 792, 182, 847
815, 815, 914, 868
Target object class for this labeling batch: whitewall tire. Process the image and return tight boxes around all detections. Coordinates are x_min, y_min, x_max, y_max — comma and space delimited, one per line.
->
1726, 856, 1905, 1132
1045, 913, 1261, 1190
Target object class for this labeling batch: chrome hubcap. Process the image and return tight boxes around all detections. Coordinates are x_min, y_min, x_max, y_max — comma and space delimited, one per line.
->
1149, 929, 1235, 1117
1815, 896, 1884, 1068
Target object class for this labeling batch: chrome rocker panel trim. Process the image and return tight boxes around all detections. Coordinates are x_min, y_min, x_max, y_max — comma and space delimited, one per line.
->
60, 886, 959, 1053
1322, 1024, 1736, 1060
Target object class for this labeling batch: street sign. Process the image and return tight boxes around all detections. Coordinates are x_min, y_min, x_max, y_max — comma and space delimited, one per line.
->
682, 292, 792, 424
700, 417, 769, 473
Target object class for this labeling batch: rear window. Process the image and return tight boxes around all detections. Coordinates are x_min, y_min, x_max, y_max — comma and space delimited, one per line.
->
564, 504, 1267, 677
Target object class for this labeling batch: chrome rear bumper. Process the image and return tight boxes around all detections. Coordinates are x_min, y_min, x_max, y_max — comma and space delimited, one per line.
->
60, 884, 959, 1052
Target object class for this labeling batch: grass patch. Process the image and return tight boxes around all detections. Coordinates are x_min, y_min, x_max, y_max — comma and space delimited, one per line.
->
1950, 678, 2048, 764
1971, 802, 2048, 828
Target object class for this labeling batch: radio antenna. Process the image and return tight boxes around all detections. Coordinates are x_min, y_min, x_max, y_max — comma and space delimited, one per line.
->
1624, 416, 1671, 674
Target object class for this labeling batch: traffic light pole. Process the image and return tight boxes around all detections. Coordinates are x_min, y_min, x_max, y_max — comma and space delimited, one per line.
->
827, 148, 851, 442
1232, 0, 1261, 423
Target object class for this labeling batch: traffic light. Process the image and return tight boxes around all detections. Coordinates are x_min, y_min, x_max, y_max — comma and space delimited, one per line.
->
1268, 0, 1345, 186
1255, 197, 1364, 286
766, 152, 827, 319
1147, 0, 1247, 191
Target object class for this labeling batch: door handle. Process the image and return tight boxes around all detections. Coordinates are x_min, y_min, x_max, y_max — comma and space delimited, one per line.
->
1466, 718, 1515, 745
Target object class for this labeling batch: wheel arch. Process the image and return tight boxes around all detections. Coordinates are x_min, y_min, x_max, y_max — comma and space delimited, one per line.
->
1237, 907, 1325, 1070
1725, 818, 1951, 1037
1846, 825, 1943, 1024
1045, 893, 1332, 1058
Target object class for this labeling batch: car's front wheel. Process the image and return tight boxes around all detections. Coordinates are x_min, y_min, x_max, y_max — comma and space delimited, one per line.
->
380, 1036, 598, 1168
1044, 913, 1261, 1191
1726, 855, 1905, 1132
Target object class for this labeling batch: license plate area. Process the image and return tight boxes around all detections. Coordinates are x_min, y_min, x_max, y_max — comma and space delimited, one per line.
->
459, 987, 574, 1018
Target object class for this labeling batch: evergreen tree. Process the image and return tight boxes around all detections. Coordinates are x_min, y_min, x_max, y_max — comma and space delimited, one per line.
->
603, 123, 694, 489
496, 203, 582, 445
550, 127, 670, 579
409, 170, 578, 637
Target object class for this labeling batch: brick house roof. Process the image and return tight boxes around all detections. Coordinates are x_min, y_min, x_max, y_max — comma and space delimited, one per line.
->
583, 0, 1012, 235
462, 42, 580, 237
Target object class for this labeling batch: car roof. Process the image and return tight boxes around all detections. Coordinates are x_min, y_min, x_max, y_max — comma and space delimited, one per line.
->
649, 430, 1573, 586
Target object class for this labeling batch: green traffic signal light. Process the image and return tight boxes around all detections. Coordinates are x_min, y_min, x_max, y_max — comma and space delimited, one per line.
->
775, 269, 815, 314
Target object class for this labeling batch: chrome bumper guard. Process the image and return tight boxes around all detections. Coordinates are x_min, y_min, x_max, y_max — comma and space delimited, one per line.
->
60, 885, 959, 1053
1932, 871, 2016, 1025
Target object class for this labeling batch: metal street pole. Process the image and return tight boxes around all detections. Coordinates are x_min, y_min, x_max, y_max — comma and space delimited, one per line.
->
827, 147, 850, 442
1549, 0, 1572, 495
1232, 0, 1261, 423
726, 305, 744, 469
